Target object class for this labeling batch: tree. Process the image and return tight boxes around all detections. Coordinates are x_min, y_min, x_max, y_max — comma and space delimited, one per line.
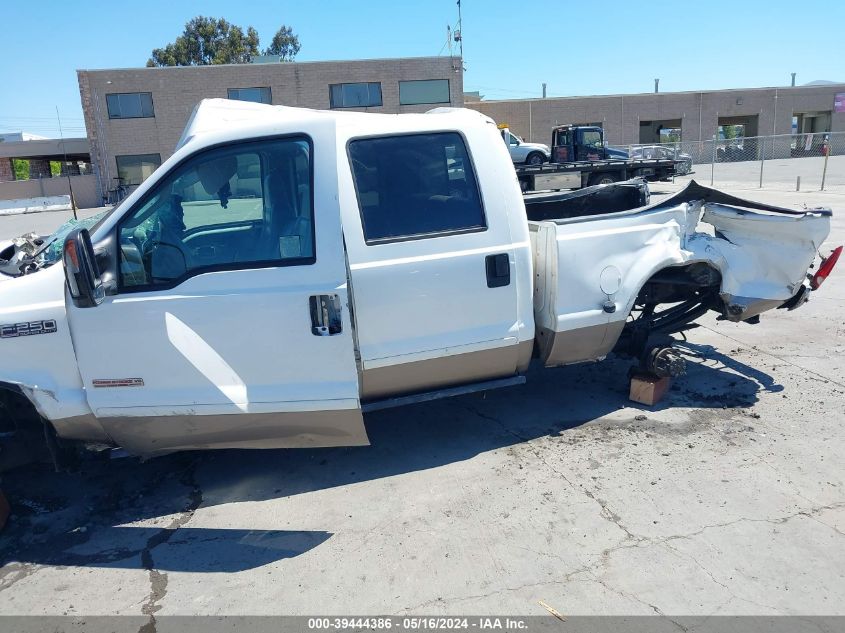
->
147, 16, 261, 67
263, 26, 301, 61
12, 159, 28, 181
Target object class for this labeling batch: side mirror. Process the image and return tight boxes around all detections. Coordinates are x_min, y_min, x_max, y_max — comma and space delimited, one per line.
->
63, 228, 104, 308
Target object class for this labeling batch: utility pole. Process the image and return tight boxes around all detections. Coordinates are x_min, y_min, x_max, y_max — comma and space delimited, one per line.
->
56, 106, 77, 220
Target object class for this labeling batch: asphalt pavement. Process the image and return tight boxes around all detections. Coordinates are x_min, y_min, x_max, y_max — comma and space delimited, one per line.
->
0, 184, 843, 620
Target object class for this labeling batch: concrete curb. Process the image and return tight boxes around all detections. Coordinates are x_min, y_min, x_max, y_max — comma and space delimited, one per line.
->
0, 195, 72, 216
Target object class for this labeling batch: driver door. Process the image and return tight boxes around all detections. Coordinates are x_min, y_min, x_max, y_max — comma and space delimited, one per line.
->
66, 127, 367, 455
576, 129, 603, 161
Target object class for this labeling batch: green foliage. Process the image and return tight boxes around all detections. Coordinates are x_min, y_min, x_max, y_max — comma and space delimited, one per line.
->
263, 26, 301, 61
12, 158, 29, 181
147, 16, 260, 66
659, 129, 682, 143
718, 124, 744, 140
147, 16, 299, 66
50, 161, 62, 177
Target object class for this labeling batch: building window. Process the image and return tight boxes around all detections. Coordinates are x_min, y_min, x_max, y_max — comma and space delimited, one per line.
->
348, 132, 485, 243
398, 79, 450, 106
227, 87, 272, 104
329, 82, 383, 108
106, 93, 155, 119
115, 153, 162, 185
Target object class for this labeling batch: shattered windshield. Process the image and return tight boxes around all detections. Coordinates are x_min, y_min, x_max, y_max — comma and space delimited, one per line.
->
39, 210, 109, 266
0, 208, 114, 278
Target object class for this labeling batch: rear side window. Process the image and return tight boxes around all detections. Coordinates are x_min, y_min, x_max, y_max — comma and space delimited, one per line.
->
348, 133, 485, 243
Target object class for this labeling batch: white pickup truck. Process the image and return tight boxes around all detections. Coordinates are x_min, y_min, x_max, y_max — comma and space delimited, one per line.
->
0, 99, 839, 464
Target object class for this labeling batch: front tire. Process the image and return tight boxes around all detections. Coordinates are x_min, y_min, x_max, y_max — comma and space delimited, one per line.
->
526, 152, 545, 166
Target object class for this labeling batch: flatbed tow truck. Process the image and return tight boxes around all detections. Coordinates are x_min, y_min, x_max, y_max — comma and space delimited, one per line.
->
509, 123, 678, 192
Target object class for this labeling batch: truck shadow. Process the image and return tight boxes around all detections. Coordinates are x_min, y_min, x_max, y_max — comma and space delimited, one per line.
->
0, 346, 780, 574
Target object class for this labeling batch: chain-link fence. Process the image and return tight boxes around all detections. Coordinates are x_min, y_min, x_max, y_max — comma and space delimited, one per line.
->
616, 132, 844, 192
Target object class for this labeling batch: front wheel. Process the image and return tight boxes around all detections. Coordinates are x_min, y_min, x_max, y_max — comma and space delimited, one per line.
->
526, 152, 545, 166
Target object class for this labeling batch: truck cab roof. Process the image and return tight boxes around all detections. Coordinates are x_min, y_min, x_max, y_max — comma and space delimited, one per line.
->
551, 124, 602, 132
177, 98, 496, 152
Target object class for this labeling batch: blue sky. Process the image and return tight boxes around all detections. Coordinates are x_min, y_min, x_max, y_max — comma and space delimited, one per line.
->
2, 0, 842, 137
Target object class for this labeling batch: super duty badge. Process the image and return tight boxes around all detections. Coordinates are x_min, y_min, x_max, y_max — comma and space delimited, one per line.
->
0, 319, 58, 338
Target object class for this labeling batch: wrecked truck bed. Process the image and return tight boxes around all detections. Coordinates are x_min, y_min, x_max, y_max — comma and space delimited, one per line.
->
529, 180, 833, 366
523, 178, 651, 221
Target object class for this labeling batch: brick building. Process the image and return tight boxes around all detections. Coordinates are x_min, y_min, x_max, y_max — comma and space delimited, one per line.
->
77, 55, 463, 196
77, 54, 844, 201
464, 84, 845, 146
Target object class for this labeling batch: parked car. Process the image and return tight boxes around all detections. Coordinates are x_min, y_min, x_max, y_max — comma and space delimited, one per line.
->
604, 145, 631, 160
0, 100, 837, 466
630, 145, 694, 175
501, 129, 550, 165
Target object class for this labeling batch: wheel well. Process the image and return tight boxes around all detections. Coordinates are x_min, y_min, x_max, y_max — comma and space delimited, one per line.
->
613, 262, 723, 358
0, 383, 43, 434
0, 383, 77, 472
635, 262, 722, 306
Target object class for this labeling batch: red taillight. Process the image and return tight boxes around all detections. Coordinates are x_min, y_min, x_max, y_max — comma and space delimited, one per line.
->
811, 245, 843, 290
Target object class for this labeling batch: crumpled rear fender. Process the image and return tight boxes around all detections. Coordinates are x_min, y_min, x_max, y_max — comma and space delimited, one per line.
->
686, 202, 831, 320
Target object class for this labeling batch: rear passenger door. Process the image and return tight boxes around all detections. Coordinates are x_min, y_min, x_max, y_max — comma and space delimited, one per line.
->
343, 131, 523, 401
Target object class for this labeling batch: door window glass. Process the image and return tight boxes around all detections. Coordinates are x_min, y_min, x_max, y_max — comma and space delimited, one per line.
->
554, 130, 570, 146
581, 130, 603, 148
348, 132, 485, 243
117, 137, 314, 290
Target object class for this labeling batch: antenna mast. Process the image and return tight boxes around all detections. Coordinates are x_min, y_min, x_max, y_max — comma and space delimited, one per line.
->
56, 106, 78, 220
455, 0, 464, 69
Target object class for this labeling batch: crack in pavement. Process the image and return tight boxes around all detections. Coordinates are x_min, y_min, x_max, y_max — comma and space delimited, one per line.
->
661, 501, 845, 545
659, 539, 782, 614
582, 569, 685, 626
392, 572, 594, 615
464, 405, 646, 545
138, 461, 203, 633
460, 404, 845, 617
698, 324, 845, 390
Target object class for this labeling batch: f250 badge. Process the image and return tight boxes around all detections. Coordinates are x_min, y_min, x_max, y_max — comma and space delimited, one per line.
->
0, 319, 58, 338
